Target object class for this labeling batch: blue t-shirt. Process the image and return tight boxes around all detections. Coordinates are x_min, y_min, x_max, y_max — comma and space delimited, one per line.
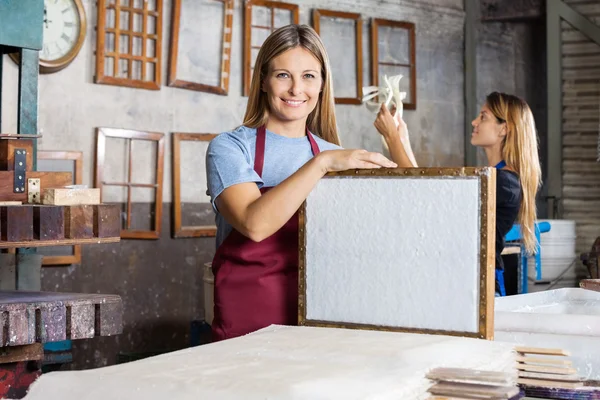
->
206, 125, 341, 248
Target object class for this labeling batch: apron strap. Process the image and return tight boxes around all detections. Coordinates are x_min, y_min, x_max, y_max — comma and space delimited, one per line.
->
255, 126, 267, 177
254, 125, 321, 177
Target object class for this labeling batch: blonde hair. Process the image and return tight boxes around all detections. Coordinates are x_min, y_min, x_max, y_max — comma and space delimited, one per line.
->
486, 92, 542, 255
242, 24, 341, 146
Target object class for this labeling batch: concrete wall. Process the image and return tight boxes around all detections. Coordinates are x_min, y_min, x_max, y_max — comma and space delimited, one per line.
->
1, 0, 469, 369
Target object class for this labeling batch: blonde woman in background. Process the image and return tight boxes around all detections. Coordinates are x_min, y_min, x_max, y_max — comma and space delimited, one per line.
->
206, 24, 396, 342
374, 92, 542, 297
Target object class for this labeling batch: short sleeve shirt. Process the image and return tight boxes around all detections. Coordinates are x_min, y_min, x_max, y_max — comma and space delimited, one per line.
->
206, 125, 341, 248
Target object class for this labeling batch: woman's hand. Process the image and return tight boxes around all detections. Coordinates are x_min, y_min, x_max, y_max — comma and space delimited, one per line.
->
373, 103, 419, 168
374, 103, 409, 141
316, 149, 397, 173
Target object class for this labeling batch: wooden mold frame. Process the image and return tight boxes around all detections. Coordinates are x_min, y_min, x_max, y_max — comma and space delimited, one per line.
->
312, 9, 363, 104
95, 128, 165, 239
37, 150, 84, 266
168, 0, 234, 95
370, 18, 417, 110
298, 168, 496, 340
95, 0, 163, 89
243, 0, 299, 96
172, 133, 217, 238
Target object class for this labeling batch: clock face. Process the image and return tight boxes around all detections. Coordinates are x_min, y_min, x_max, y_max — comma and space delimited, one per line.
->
41, 0, 82, 62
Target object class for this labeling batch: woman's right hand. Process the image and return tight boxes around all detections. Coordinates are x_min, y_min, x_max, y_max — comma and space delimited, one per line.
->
316, 149, 397, 173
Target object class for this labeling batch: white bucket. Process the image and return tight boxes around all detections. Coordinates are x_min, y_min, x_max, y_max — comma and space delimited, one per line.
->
203, 262, 214, 325
528, 219, 577, 281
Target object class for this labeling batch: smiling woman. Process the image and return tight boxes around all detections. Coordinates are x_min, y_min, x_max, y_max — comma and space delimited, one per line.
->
205, 24, 396, 342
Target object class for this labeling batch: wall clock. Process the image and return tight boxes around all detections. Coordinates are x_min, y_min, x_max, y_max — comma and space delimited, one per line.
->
10, 0, 87, 73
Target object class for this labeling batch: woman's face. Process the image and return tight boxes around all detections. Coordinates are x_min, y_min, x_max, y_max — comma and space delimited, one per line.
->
471, 104, 506, 147
262, 46, 323, 126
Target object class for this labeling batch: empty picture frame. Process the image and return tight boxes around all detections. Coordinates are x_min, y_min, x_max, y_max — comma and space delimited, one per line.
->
95, 128, 165, 239
370, 19, 416, 109
313, 9, 363, 104
243, 0, 299, 96
298, 168, 496, 340
172, 133, 217, 238
95, 0, 163, 89
37, 150, 83, 266
168, 0, 234, 95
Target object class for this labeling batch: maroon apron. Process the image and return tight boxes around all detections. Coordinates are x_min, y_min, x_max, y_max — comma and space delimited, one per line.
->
211, 125, 321, 341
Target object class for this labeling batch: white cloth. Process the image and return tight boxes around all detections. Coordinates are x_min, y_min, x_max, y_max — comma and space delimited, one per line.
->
25, 325, 517, 400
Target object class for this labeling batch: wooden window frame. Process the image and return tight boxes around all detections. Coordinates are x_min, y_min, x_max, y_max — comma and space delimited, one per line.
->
312, 9, 363, 105
243, 0, 299, 96
168, 0, 234, 95
95, 0, 163, 90
37, 150, 83, 266
95, 128, 165, 239
172, 133, 217, 238
370, 18, 417, 110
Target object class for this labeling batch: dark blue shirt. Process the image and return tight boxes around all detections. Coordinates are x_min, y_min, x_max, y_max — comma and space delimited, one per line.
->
496, 169, 521, 270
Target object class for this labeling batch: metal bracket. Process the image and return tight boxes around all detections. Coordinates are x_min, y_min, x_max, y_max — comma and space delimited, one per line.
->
13, 149, 27, 193
27, 178, 40, 204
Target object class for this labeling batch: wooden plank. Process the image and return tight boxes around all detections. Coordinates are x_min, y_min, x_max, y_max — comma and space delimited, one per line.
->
519, 371, 581, 381
42, 188, 100, 206
428, 382, 519, 398
426, 368, 516, 385
562, 2, 600, 15
563, 68, 600, 79
0, 201, 22, 206
0, 171, 72, 202
563, 95, 600, 106
516, 364, 577, 375
517, 378, 583, 389
563, 146, 599, 159
562, 55, 600, 68
515, 346, 570, 356
563, 185, 600, 198
562, 122, 600, 132
563, 160, 600, 172
0, 237, 119, 249
516, 355, 573, 366
562, 42, 600, 55
0, 343, 43, 364
562, 30, 593, 42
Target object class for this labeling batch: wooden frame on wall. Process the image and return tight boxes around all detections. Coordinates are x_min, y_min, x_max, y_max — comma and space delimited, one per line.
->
95, 0, 163, 89
172, 133, 217, 238
37, 150, 83, 266
95, 128, 165, 239
298, 168, 496, 340
312, 9, 363, 104
243, 0, 299, 96
168, 0, 234, 95
370, 19, 417, 110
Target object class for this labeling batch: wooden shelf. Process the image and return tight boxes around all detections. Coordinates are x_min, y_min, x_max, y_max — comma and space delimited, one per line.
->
0, 237, 120, 248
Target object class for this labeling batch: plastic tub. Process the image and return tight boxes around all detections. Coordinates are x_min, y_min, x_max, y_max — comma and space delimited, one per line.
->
495, 288, 600, 379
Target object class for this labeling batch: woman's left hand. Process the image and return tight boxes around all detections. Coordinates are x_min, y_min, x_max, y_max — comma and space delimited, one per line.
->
374, 103, 409, 142
374, 103, 397, 140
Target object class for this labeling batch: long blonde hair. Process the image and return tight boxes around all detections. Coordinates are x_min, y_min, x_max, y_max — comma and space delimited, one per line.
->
486, 92, 542, 255
243, 24, 340, 146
